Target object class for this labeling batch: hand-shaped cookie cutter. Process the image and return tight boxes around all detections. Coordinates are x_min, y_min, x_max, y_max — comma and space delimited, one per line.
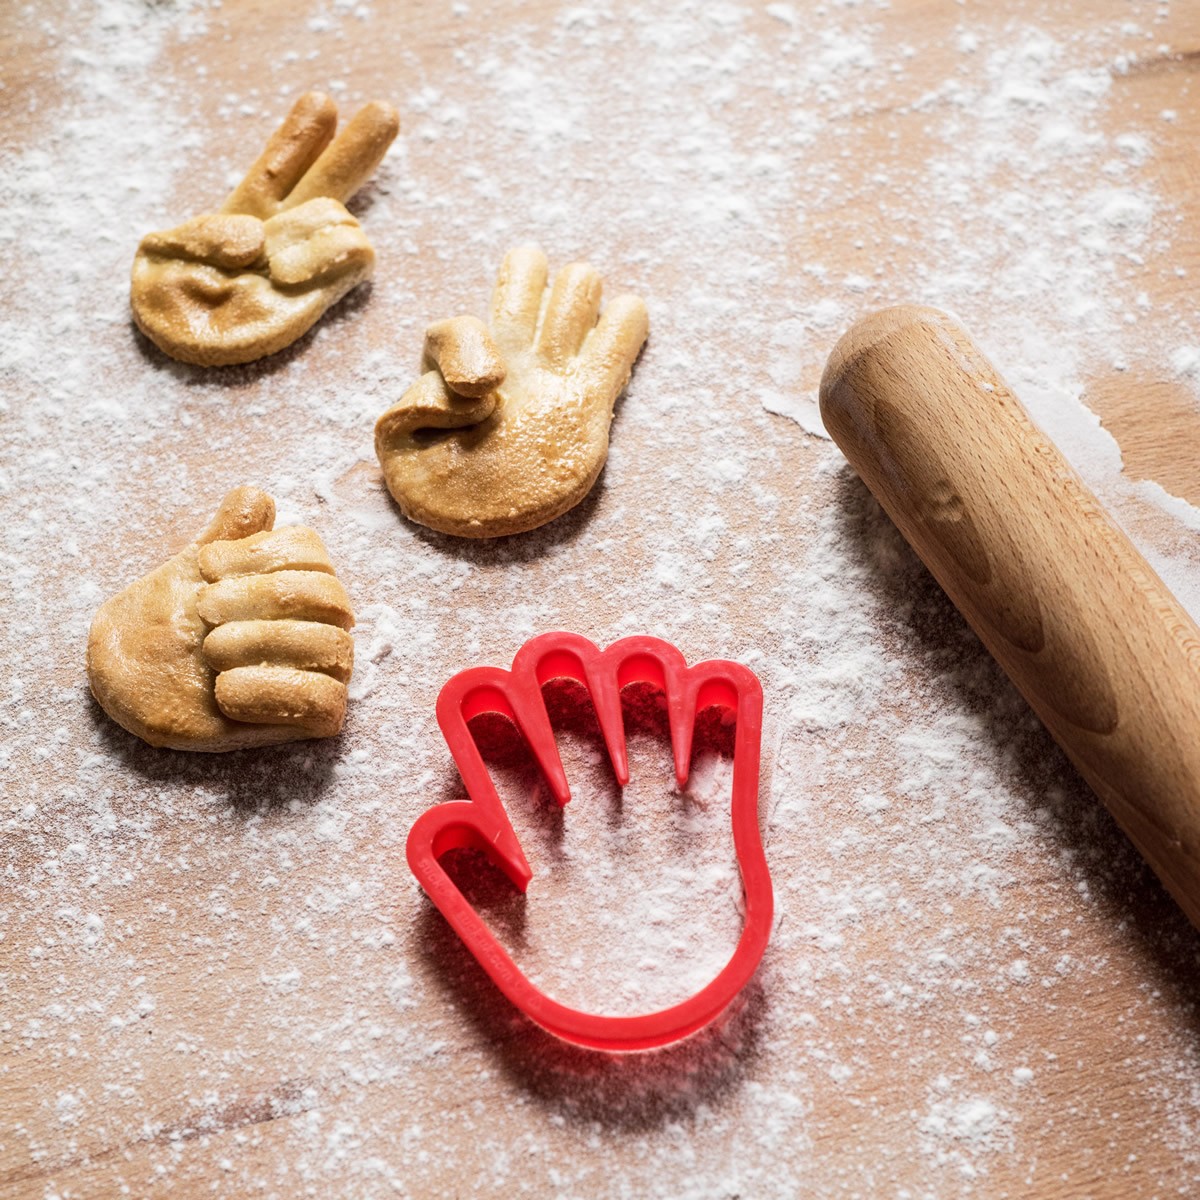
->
375, 246, 648, 538
131, 91, 399, 366
407, 632, 774, 1051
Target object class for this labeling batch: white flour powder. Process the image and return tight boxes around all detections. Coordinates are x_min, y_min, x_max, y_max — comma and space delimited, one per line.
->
2, 1, 1199, 1197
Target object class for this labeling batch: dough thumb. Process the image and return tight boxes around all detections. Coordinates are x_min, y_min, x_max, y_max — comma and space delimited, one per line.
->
375, 371, 498, 445
197, 486, 276, 546
423, 316, 507, 398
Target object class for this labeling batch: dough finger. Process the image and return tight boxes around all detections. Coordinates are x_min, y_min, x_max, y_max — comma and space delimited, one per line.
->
536, 262, 602, 369
283, 100, 400, 209
198, 571, 355, 630
577, 293, 649, 404
374, 371, 498, 447
203, 619, 354, 682
423, 316, 507, 398
199, 527, 335, 582
138, 214, 265, 271
222, 92, 338, 219
197, 487, 277, 546
489, 244, 548, 352
214, 665, 347, 736
263, 198, 374, 288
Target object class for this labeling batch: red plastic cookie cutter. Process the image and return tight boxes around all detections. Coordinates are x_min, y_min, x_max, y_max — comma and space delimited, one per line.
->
406, 631, 774, 1052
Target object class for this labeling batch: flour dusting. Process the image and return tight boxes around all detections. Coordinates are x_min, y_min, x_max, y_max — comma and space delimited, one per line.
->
2, 1, 1199, 1198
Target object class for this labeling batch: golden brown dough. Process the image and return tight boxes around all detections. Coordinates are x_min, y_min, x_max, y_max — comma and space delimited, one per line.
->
86, 487, 355, 751
423, 316, 507, 398
374, 245, 649, 538
131, 92, 399, 367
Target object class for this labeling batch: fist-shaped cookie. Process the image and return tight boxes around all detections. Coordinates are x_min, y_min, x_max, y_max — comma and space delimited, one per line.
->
87, 487, 355, 751
374, 245, 649, 537
132, 92, 399, 366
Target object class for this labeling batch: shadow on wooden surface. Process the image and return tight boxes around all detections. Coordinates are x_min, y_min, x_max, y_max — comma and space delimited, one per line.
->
417, 896, 769, 1133
86, 692, 343, 811
830, 465, 1200, 1020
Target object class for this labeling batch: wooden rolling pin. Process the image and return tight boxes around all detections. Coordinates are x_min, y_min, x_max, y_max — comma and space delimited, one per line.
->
819, 306, 1200, 928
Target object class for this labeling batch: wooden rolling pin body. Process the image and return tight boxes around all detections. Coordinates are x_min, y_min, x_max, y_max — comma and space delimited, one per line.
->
820, 306, 1200, 928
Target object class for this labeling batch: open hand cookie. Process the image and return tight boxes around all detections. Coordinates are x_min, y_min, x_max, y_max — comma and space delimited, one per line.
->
374, 245, 649, 537
87, 487, 355, 751
132, 92, 399, 366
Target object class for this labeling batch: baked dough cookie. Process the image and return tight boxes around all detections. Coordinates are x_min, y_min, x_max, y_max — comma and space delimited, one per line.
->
131, 92, 399, 366
374, 245, 649, 537
87, 487, 355, 751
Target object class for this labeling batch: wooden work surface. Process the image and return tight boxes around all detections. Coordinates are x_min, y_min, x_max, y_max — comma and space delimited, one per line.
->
3, 2, 1200, 1197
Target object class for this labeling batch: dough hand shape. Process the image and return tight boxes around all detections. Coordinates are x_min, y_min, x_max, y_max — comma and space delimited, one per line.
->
87, 487, 355, 751
374, 245, 649, 537
131, 91, 399, 366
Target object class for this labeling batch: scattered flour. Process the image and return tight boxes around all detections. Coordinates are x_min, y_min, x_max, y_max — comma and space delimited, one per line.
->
2, 1, 1199, 1198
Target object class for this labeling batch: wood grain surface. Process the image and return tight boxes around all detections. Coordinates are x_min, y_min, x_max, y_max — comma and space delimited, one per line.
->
3, 2, 1200, 1198
821, 306, 1200, 925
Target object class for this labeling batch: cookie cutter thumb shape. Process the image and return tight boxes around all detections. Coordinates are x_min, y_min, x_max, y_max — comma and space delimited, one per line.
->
406, 631, 774, 1052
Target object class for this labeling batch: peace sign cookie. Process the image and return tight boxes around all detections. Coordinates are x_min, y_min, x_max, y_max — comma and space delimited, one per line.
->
131, 92, 399, 367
